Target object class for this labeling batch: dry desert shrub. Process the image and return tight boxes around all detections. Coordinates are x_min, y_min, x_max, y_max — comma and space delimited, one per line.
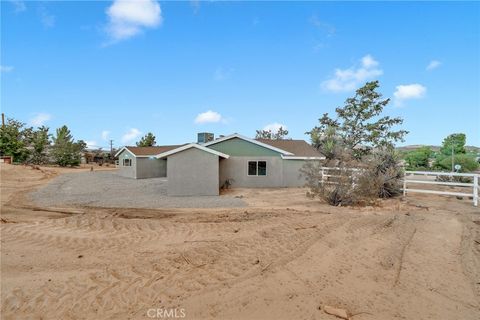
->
301, 160, 359, 206
301, 149, 403, 206
365, 148, 403, 198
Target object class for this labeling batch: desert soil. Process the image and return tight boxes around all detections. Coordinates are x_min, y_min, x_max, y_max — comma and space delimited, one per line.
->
1, 163, 479, 320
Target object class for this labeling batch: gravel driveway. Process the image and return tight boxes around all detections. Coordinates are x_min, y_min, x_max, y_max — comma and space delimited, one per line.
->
29, 171, 246, 208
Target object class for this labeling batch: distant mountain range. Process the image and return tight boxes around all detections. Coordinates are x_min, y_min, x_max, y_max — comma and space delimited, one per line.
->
396, 145, 480, 153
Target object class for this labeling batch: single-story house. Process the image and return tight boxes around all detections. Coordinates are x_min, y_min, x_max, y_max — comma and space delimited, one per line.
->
115, 134, 324, 196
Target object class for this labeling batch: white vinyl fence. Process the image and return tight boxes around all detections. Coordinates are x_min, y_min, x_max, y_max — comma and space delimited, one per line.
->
403, 171, 479, 207
319, 167, 362, 185
319, 167, 479, 207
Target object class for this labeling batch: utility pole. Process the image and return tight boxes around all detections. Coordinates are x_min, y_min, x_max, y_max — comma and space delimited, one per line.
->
1, 113, 4, 127
451, 144, 454, 172
110, 140, 114, 162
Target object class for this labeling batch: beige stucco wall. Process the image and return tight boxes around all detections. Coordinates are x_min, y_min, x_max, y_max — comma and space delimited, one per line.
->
219, 157, 310, 188
282, 159, 308, 187
219, 156, 283, 188
136, 158, 167, 179
167, 148, 220, 196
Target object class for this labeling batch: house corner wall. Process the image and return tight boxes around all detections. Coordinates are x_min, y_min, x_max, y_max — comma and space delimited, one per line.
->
167, 148, 220, 196
282, 159, 308, 187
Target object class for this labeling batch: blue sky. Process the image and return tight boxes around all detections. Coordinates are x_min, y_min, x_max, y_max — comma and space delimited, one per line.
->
1, 1, 479, 149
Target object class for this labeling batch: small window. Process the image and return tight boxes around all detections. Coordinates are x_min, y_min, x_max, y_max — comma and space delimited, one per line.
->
123, 158, 132, 166
248, 161, 257, 176
258, 161, 267, 176
248, 161, 267, 176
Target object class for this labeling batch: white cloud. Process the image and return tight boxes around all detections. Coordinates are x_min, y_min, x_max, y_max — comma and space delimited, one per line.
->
263, 123, 288, 133
321, 54, 383, 92
0, 65, 14, 73
194, 110, 224, 124
105, 0, 162, 43
29, 113, 51, 127
101, 130, 110, 141
213, 67, 233, 81
426, 60, 441, 71
121, 128, 142, 144
85, 141, 98, 149
39, 6, 55, 28
394, 84, 427, 106
361, 54, 379, 68
9, 0, 26, 12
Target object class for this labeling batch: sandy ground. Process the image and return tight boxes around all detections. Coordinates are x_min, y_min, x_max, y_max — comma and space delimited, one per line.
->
1, 163, 479, 320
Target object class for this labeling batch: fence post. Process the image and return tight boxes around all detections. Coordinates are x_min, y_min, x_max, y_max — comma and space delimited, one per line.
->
403, 171, 407, 197
474, 175, 478, 207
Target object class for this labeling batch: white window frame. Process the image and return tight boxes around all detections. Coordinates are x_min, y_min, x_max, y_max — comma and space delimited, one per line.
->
123, 158, 132, 167
247, 160, 267, 176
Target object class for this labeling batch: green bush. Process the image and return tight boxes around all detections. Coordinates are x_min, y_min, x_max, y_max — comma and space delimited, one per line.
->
403, 147, 433, 170
434, 154, 479, 172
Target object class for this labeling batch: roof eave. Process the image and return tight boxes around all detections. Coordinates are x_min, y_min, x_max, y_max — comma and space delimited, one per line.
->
281, 155, 326, 160
114, 146, 160, 158
114, 147, 137, 158
155, 143, 230, 159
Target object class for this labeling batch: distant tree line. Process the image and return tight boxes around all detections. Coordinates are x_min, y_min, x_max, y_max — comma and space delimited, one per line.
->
0, 117, 86, 167
402, 133, 479, 172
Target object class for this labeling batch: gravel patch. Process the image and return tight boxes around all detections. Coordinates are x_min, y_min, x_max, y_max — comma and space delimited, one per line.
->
29, 171, 246, 208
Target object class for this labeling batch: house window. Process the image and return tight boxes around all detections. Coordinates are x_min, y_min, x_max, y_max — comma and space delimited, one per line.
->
248, 161, 267, 176
248, 161, 257, 175
123, 158, 132, 166
258, 161, 267, 176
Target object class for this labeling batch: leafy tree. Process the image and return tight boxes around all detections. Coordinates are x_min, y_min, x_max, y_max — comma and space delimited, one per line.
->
308, 81, 408, 159
52, 125, 85, 167
439, 133, 466, 155
434, 133, 473, 172
0, 118, 31, 162
29, 126, 51, 164
404, 147, 433, 170
136, 132, 156, 147
255, 126, 289, 140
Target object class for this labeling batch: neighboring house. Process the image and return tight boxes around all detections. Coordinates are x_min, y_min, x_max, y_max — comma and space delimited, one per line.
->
115, 134, 324, 196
